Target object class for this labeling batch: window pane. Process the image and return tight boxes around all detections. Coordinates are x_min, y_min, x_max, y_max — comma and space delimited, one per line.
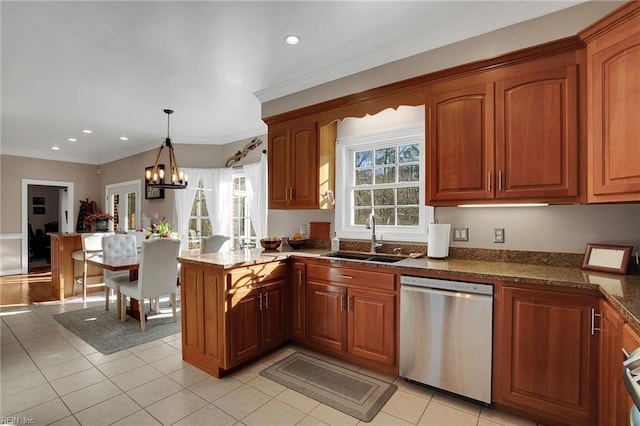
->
190, 199, 199, 216
375, 166, 395, 184
201, 195, 209, 216
399, 165, 419, 182
375, 208, 395, 225
201, 219, 212, 236
354, 190, 371, 207
355, 169, 373, 185
234, 196, 245, 217
355, 150, 373, 167
397, 187, 419, 205
399, 143, 420, 163
234, 177, 246, 191
232, 218, 244, 236
354, 208, 372, 225
373, 188, 394, 206
189, 218, 198, 231
375, 147, 396, 165
398, 207, 420, 226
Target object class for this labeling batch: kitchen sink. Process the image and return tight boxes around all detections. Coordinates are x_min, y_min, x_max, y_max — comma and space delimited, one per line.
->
321, 252, 406, 263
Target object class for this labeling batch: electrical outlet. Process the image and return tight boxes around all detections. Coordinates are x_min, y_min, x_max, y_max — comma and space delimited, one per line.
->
493, 227, 505, 243
299, 224, 307, 235
453, 227, 469, 241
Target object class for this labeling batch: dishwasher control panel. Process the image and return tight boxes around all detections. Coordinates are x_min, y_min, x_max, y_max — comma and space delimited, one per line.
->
400, 275, 493, 295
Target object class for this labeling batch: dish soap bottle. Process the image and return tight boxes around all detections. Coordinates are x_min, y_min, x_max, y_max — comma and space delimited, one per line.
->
331, 233, 340, 251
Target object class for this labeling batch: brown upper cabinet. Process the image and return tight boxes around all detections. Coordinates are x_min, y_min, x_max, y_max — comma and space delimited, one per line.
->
267, 119, 336, 209
580, 2, 640, 203
426, 52, 580, 206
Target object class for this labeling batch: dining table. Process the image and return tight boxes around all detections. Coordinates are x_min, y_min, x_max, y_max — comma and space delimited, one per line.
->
86, 253, 143, 320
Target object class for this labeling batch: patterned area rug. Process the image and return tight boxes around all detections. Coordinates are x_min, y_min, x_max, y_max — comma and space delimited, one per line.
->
53, 301, 180, 355
260, 352, 397, 422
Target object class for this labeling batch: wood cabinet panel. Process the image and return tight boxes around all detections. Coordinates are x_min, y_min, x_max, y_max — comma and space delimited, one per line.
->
290, 261, 306, 341
307, 263, 395, 291
268, 129, 290, 207
307, 280, 346, 352
261, 279, 287, 350
227, 262, 287, 289
598, 298, 626, 426
228, 285, 261, 365
496, 286, 598, 425
290, 124, 318, 207
348, 288, 395, 366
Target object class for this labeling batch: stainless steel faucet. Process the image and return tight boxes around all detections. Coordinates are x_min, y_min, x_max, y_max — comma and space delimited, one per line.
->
365, 212, 383, 253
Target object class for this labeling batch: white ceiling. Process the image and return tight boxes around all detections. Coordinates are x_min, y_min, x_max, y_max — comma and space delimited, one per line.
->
1, 0, 586, 165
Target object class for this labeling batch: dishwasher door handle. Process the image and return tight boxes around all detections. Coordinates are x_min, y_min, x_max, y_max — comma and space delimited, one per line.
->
401, 284, 492, 301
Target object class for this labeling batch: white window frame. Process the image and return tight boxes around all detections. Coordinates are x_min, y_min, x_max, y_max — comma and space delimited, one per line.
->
105, 180, 141, 232
335, 124, 433, 243
231, 170, 256, 249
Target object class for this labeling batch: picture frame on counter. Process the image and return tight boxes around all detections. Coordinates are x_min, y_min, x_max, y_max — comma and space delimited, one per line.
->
582, 243, 633, 275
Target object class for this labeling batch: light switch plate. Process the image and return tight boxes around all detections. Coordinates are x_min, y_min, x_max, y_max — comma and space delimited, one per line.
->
453, 227, 469, 241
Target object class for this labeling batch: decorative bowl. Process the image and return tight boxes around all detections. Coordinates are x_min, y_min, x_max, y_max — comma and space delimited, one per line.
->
287, 238, 307, 250
260, 238, 281, 250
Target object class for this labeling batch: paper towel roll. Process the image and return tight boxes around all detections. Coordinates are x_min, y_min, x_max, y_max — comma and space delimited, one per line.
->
427, 223, 451, 258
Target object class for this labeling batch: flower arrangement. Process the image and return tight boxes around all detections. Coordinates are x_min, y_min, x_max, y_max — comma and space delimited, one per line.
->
145, 217, 181, 240
84, 213, 114, 223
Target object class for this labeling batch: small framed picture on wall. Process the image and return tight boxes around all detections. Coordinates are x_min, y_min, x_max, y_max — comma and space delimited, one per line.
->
33, 206, 45, 215
32, 197, 45, 205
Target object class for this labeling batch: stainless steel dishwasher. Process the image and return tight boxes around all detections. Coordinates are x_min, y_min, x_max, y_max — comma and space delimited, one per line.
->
399, 275, 493, 405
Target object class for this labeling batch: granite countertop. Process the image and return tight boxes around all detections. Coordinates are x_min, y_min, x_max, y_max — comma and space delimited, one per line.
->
178, 248, 640, 331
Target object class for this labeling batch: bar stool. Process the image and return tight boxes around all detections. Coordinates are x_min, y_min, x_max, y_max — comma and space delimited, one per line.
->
72, 232, 112, 300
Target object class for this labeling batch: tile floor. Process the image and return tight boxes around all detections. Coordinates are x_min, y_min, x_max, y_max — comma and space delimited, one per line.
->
1, 296, 538, 425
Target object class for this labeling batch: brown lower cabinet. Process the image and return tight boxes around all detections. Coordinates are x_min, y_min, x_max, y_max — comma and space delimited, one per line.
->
494, 283, 599, 425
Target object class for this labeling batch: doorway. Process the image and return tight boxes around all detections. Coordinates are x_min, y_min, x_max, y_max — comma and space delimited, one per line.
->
21, 179, 74, 274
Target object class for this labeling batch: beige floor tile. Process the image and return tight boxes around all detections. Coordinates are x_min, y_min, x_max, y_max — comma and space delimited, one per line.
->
96, 353, 147, 377
362, 411, 414, 425
30, 346, 84, 369
276, 388, 321, 414
10, 397, 71, 425
247, 374, 287, 396
168, 363, 212, 387
84, 349, 131, 366
126, 375, 184, 407
48, 415, 81, 426
243, 399, 306, 426
40, 356, 94, 381
381, 389, 429, 423
127, 339, 165, 354
418, 400, 479, 425
297, 416, 330, 426
0, 355, 39, 381
61, 379, 122, 413
357, 367, 396, 384
111, 364, 164, 391
259, 346, 297, 366
308, 404, 359, 426
479, 407, 537, 426
392, 378, 435, 400
149, 351, 187, 374
74, 393, 141, 426
1, 370, 47, 397
50, 367, 107, 396
189, 375, 244, 402
213, 384, 271, 420
146, 388, 208, 424
110, 409, 162, 425
133, 342, 181, 363
431, 392, 482, 417
173, 403, 238, 426
229, 360, 271, 383
1, 382, 58, 416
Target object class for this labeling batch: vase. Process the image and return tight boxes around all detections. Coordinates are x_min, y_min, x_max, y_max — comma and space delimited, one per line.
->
95, 219, 109, 231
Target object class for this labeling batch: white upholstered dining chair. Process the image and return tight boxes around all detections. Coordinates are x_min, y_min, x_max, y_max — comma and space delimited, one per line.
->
200, 235, 230, 254
126, 230, 146, 249
102, 233, 137, 318
115, 238, 180, 331
72, 232, 113, 300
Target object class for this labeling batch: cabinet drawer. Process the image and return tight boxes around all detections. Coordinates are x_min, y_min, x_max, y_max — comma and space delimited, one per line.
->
307, 264, 395, 291
227, 262, 287, 289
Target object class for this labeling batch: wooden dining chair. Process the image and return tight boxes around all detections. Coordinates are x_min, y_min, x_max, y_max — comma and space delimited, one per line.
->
200, 235, 230, 254
72, 232, 113, 300
102, 234, 137, 318
115, 238, 180, 331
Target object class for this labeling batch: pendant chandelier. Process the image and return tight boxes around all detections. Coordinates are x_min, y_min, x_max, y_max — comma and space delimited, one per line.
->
145, 109, 188, 189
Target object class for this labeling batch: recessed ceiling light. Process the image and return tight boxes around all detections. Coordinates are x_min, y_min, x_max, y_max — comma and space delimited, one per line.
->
120, 136, 129, 141
68, 138, 77, 142
82, 129, 92, 134
51, 145, 60, 151
285, 35, 300, 45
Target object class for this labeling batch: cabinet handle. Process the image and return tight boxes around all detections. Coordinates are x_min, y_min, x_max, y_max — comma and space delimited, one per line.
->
264, 292, 269, 309
347, 296, 352, 312
258, 293, 263, 311
298, 269, 303, 286
498, 170, 503, 192
338, 275, 353, 279
488, 172, 492, 192
290, 187, 294, 200
591, 308, 601, 335
341, 294, 345, 312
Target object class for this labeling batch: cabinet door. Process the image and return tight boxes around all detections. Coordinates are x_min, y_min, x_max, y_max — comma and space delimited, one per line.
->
496, 286, 598, 425
623, 322, 640, 422
50, 235, 62, 299
268, 126, 291, 208
347, 288, 395, 366
590, 34, 640, 201
599, 299, 626, 426
496, 65, 578, 200
290, 262, 306, 341
427, 81, 495, 203
227, 285, 261, 366
307, 280, 346, 352
290, 122, 318, 208
261, 279, 288, 350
